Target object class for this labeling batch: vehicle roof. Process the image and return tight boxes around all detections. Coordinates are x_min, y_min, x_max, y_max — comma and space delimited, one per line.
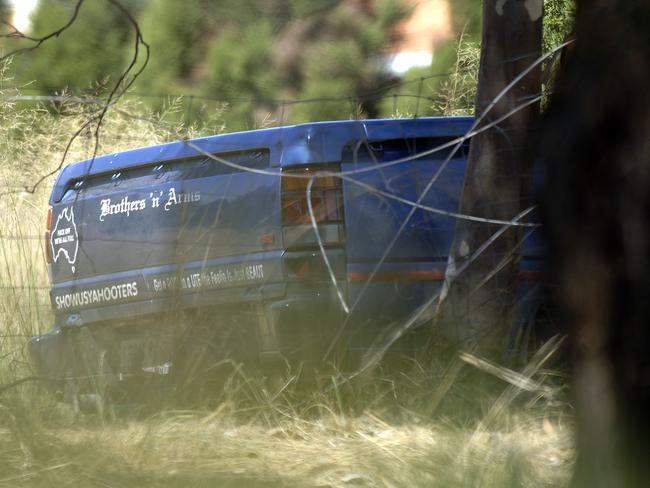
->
50, 116, 473, 203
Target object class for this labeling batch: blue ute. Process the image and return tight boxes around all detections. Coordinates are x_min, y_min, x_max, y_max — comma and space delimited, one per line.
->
28, 117, 544, 399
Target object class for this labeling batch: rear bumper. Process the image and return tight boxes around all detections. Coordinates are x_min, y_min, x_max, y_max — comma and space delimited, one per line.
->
31, 280, 345, 377
28, 327, 69, 383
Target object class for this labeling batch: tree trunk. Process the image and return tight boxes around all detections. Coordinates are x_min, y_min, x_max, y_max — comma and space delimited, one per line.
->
438, 0, 543, 354
541, 2, 650, 486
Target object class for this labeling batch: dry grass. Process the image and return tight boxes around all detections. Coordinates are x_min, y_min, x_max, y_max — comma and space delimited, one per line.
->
0, 82, 574, 487
433, 31, 480, 117
0, 411, 573, 487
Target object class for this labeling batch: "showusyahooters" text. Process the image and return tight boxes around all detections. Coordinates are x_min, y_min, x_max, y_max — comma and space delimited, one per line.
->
54, 282, 138, 310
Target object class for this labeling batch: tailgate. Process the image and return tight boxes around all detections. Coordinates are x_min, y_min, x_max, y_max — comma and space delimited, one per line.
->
49, 149, 283, 311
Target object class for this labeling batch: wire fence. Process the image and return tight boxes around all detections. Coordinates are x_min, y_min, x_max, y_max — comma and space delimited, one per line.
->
0, 72, 459, 132
0, 46, 559, 288
0, 8, 569, 385
1, 69, 456, 104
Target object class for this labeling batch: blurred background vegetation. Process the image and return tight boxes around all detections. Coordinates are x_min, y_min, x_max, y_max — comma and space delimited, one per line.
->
0, 3, 580, 485
0, 0, 573, 131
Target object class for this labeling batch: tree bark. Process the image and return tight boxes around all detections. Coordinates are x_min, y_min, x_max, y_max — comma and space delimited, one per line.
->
438, 0, 543, 354
541, 2, 650, 486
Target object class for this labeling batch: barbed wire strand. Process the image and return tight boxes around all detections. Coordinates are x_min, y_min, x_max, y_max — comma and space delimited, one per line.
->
321, 41, 572, 358
179, 90, 548, 361
0, 69, 455, 104
0, 44, 552, 102
0, 42, 571, 390
350, 206, 535, 382
185, 96, 544, 225
0, 94, 545, 292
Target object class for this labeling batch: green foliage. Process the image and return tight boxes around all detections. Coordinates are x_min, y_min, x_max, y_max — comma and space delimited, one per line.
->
204, 20, 278, 130
0, 0, 508, 126
378, 65, 439, 118
203, 0, 410, 125
387, 0, 480, 119
427, 0, 575, 118
380, 30, 478, 119
137, 0, 207, 93
4, 0, 410, 126
432, 33, 480, 116
289, 0, 410, 123
541, 0, 575, 110
291, 37, 363, 123
13, 0, 141, 92
543, 0, 575, 52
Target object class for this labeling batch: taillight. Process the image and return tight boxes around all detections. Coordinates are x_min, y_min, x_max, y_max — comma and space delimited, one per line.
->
281, 165, 343, 225
45, 207, 53, 264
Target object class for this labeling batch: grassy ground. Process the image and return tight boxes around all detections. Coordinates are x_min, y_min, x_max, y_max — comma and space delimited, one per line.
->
0, 90, 574, 487
0, 410, 573, 487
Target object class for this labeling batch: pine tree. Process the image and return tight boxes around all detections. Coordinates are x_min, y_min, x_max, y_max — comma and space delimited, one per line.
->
136, 0, 207, 95
7, 0, 414, 127
204, 20, 278, 130
289, 0, 409, 123
200, 0, 409, 126
14, 0, 142, 93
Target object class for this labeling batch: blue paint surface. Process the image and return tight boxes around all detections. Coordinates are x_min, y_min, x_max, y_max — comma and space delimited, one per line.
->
35, 116, 545, 368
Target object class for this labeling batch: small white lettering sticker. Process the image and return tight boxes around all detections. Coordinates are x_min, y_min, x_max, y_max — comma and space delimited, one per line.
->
150, 264, 266, 294
99, 187, 201, 222
51, 207, 79, 271
100, 196, 147, 221
54, 281, 139, 310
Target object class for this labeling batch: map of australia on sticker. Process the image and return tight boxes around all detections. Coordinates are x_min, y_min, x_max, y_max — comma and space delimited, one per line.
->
51, 207, 79, 270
